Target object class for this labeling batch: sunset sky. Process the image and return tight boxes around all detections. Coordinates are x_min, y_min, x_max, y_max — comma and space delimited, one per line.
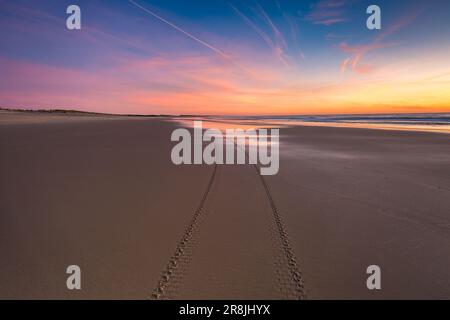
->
1, 0, 450, 115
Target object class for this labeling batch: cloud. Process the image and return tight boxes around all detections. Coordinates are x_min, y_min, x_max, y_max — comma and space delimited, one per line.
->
0, 51, 284, 115
229, 2, 290, 67
282, 13, 305, 60
305, 0, 350, 26
3, 51, 449, 116
338, 41, 395, 74
338, 12, 420, 75
340, 57, 350, 74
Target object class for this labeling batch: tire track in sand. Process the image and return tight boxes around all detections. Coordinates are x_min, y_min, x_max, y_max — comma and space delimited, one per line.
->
252, 164, 307, 300
150, 164, 219, 299
151, 145, 306, 299
237, 139, 307, 299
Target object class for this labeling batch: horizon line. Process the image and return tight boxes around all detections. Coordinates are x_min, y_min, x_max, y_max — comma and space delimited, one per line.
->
2, 107, 450, 118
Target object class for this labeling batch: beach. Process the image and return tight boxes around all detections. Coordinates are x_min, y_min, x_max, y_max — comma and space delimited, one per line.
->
1, 111, 449, 299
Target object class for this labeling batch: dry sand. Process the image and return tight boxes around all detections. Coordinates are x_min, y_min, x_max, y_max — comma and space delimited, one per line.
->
0, 111, 449, 299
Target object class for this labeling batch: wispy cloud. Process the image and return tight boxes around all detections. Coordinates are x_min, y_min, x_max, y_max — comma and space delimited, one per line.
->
230, 2, 291, 67
339, 12, 421, 75
338, 42, 395, 74
340, 57, 351, 74
305, 0, 350, 26
253, 2, 291, 66
283, 13, 306, 60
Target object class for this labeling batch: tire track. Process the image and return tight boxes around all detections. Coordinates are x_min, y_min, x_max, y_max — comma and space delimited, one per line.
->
252, 164, 307, 300
150, 164, 219, 299
151, 140, 306, 299
233, 139, 307, 299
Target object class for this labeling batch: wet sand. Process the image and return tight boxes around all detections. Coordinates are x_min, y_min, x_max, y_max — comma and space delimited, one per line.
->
1, 111, 449, 299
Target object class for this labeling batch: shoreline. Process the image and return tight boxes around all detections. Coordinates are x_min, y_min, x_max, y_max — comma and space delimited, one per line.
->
172, 117, 450, 136
2, 109, 450, 134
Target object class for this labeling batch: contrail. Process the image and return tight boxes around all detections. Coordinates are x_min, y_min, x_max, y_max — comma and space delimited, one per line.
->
129, 0, 231, 60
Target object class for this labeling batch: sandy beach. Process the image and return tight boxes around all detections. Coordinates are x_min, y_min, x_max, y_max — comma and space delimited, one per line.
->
1, 111, 450, 299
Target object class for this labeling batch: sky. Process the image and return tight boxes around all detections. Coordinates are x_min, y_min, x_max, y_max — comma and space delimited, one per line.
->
0, 0, 450, 115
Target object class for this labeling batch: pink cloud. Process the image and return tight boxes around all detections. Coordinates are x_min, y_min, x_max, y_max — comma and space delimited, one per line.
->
340, 57, 350, 74
0, 51, 284, 115
314, 18, 348, 26
305, 0, 350, 26
338, 42, 394, 74
338, 12, 420, 75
